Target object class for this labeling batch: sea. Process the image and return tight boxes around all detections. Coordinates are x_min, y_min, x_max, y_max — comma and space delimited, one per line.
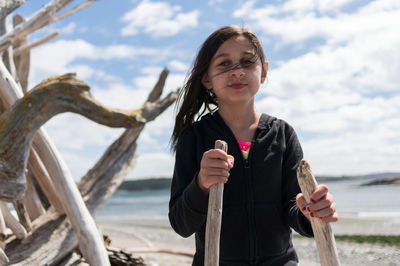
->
96, 177, 400, 226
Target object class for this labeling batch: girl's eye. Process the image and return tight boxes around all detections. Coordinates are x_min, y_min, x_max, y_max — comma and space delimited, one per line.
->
241, 59, 255, 67
218, 61, 230, 67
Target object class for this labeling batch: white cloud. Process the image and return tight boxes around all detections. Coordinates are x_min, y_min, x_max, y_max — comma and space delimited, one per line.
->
121, 0, 200, 37
127, 152, 175, 179
169, 60, 189, 72
29, 39, 163, 87
234, 0, 400, 46
58, 22, 76, 34
44, 114, 123, 150
239, 0, 400, 175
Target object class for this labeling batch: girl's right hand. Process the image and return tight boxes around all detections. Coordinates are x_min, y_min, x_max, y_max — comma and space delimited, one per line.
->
197, 149, 234, 194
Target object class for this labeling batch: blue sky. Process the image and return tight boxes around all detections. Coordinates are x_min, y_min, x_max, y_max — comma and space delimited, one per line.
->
14, 0, 400, 180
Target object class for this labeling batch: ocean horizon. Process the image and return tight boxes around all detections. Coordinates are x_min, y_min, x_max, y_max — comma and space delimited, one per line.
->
97, 177, 400, 227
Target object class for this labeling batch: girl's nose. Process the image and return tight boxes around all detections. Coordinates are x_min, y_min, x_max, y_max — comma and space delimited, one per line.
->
230, 65, 245, 77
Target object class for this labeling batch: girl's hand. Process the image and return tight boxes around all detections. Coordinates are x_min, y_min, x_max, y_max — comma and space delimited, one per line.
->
197, 149, 234, 194
296, 184, 339, 223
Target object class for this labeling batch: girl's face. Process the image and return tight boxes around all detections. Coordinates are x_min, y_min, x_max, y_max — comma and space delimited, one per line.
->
202, 35, 268, 107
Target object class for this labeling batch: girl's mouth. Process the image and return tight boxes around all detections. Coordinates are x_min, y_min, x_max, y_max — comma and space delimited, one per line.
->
230, 83, 246, 89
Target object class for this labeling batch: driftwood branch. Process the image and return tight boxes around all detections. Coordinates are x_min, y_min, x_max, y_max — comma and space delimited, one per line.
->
0, 206, 6, 245
21, 172, 46, 221
12, 200, 32, 232
54, 0, 96, 22
4, 68, 179, 265
0, 0, 86, 53
0, 202, 27, 239
297, 160, 340, 266
0, 72, 148, 200
12, 14, 30, 93
0, 0, 26, 20
13, 31, 59, 57
126, 247, 194, 258
205, 140, 227, 266
0, 17, 18, 81
0, 246, 8, 264
28, 148, 65, 214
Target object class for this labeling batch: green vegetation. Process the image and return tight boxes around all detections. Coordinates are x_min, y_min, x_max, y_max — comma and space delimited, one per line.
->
294, 234, 400, 247
118, 178, 171, 191
335, 235, 400, 246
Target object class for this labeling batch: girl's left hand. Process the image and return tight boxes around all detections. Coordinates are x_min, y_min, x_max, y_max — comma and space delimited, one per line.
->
296, 184, 339, 223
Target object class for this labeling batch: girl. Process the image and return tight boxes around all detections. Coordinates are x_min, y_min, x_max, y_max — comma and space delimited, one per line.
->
169, 25, 338, 266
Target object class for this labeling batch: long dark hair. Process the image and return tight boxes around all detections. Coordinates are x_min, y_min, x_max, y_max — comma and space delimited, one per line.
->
171, 25, 267, 150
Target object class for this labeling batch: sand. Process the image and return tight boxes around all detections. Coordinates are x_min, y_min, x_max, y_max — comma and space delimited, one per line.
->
98, 215, 400, 266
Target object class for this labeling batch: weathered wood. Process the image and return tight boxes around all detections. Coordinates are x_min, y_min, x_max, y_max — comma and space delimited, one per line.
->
0, 202, 27, 239
4, 69, 178, 265
13, 31, 58, 56
0, 65, 121, 265
21, 172, 45, 221
12, 200, 31, 232
0, 0, 26, 20
12, 14, 30, 93
0, 0, 81, 53
0, 17, 18, 81
54, 0, 96, 22
28, 148, 64, 214
204, 140, 227, 266
33, 129, 111, 266
0, 72, 147, 200
0, 206, 6, 249
0, 247, 9, 264
297, 159, 340, 266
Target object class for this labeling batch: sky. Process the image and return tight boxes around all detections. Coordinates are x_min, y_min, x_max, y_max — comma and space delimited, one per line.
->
11, 0, 400, 180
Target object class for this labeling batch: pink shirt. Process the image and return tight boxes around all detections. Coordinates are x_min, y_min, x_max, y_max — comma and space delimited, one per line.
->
237, 140, 251, 151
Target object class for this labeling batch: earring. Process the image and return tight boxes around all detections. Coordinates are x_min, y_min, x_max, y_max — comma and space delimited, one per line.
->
208, 88, 217, 103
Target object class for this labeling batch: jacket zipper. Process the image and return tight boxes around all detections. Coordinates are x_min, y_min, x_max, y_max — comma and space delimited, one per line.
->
243, 141, 257, 264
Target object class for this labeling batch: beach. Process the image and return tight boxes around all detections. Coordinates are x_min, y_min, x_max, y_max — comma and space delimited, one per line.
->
96, 180, 400, 265
98, 214, 400, 266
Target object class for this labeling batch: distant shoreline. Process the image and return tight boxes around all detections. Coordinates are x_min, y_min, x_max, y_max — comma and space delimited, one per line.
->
119, 172, 400, 191
117, 178, 172, 191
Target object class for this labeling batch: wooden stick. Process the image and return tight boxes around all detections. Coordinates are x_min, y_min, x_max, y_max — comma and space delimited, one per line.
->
12, 14, 30, 93
0, 0, 76, 53
53, 0, 96, 22
297, 159, 340, 266
204, 140, 227, 266
22, 172, 46, 221
13, 31, 59, 57
0, 202, 27, 239
28, 148, 65, 214
0, 207, 7, 249
32, 129, 111, 266
12, 200, 32, 233
0, 0, 26, 20
0, 17, 18, 81
126, 247, 194, 257
0, 247, 9, 264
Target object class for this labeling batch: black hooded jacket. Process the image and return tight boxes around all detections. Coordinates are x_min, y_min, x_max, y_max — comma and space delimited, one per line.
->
169, 112, 313, 265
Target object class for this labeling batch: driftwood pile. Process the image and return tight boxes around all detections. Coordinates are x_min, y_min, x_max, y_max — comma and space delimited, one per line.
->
0, 1, 178, 265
